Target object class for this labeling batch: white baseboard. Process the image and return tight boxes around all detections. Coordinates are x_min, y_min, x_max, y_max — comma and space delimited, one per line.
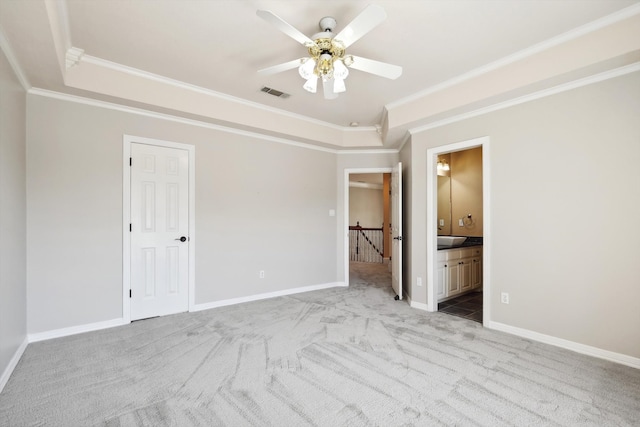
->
0, 337, 28, 393
486, 321, 640, 370
405, 293, 431, 311
410, 300, 430, 311
26, 283, 349, 342
191, 282, 347, 312
28, 318, 129, 343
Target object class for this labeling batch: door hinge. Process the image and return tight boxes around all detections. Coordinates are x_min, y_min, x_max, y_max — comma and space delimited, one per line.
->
129, 223, 132, 232
129, 289, 132, 298
129, 157, 132, 166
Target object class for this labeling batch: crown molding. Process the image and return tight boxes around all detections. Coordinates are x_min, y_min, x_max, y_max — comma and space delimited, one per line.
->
65, 47, 84, 68
28, 61, 636, 158
28, 87, 341, 154
342, 125, 378, 133
337, 149, 398, 155
409, 62, 640, 135
80, 54, 366, 133
388, 3, 640, 110
0, 26, 31, 90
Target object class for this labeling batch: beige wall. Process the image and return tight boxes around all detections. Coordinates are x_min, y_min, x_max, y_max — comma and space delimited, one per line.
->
450, 147, 483, 237
26, 95, 339, 333
437, 176, 451, 235
407, 71, 640, 358
0, 48, 27, 378
21, 93, 400, 334
349, 186, 383, 228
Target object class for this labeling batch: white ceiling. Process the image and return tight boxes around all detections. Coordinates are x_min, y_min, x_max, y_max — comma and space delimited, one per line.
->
1, 0, 639, 148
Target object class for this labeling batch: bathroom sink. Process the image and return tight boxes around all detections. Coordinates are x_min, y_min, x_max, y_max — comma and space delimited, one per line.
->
437, 236, 467, 247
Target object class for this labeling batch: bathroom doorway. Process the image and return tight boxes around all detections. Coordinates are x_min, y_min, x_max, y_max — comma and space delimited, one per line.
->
426, 137, 490, 324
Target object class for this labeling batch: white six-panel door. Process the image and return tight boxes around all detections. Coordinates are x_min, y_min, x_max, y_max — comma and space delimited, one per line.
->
130, 143, 189, 320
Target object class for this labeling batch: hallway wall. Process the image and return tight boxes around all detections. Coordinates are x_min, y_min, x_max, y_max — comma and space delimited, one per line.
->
0, 46, 27, 387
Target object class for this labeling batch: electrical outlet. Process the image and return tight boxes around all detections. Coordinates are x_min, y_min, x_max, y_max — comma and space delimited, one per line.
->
259, 270, 265, 279
417, 277, 423, 287
501, 292, 509, 304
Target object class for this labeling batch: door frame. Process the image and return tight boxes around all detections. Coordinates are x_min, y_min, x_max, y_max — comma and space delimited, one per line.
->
122, 135, 196, 323
426, 136, 490, 324
343, 167, 393, 288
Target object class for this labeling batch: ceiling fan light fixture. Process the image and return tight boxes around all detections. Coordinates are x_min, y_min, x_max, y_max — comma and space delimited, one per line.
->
303, 75, 318, 93
333, 59, 349, 80
333, 77, 346, 93
317, 53, 333, 78
343, 55, 354, 67
298, 58, 316, 80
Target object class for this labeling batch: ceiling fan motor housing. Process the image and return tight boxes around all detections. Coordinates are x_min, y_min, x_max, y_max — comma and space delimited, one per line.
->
319, 16, 337, 32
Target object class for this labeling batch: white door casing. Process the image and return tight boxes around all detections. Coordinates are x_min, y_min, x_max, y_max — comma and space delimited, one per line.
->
391, 162, 403, 300
127, 141, 191, 320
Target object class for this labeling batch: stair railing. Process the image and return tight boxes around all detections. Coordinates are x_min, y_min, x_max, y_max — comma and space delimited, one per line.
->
349, 222, 384, 263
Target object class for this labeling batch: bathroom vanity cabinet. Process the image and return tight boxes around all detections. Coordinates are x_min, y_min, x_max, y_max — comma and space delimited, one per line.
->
437, 246, 482, 302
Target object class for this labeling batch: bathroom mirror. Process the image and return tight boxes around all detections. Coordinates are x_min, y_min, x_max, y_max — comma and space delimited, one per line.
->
437, 175, 452, 235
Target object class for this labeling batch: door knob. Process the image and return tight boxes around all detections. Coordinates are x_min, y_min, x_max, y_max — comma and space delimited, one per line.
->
175, 236, 187, 242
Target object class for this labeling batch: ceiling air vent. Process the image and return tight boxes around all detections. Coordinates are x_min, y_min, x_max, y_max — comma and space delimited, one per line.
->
260, 86, 290, 99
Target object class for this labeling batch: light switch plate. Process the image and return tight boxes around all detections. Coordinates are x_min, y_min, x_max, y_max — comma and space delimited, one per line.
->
501, 292, 509, 304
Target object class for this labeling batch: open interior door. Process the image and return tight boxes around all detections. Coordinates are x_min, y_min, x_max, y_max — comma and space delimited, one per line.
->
391, 162, 403, 300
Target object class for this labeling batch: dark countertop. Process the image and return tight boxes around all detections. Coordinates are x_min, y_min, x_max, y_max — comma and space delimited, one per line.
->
437, 236, 483, 251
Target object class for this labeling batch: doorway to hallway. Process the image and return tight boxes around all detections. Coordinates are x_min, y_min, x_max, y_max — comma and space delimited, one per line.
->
344, 165, 402, 301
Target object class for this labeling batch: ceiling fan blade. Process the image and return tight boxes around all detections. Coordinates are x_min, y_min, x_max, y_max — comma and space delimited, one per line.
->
258, 58, 305, 75
323, 78, 338, 100
334, 5, 387, 48
348, 56, 403, 80
257, 10, 314, 46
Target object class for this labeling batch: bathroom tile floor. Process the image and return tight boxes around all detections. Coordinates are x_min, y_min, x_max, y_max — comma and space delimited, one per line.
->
438, 291, 483, 323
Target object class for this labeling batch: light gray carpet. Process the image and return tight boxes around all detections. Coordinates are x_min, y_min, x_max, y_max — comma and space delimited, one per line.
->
1, 262, 639, 426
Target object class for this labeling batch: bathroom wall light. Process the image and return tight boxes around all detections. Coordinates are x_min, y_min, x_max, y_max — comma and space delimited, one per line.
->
437, 160, 450, 171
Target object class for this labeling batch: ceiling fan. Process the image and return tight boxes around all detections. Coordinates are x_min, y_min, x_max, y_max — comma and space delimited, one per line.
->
256, 5, 402, 100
